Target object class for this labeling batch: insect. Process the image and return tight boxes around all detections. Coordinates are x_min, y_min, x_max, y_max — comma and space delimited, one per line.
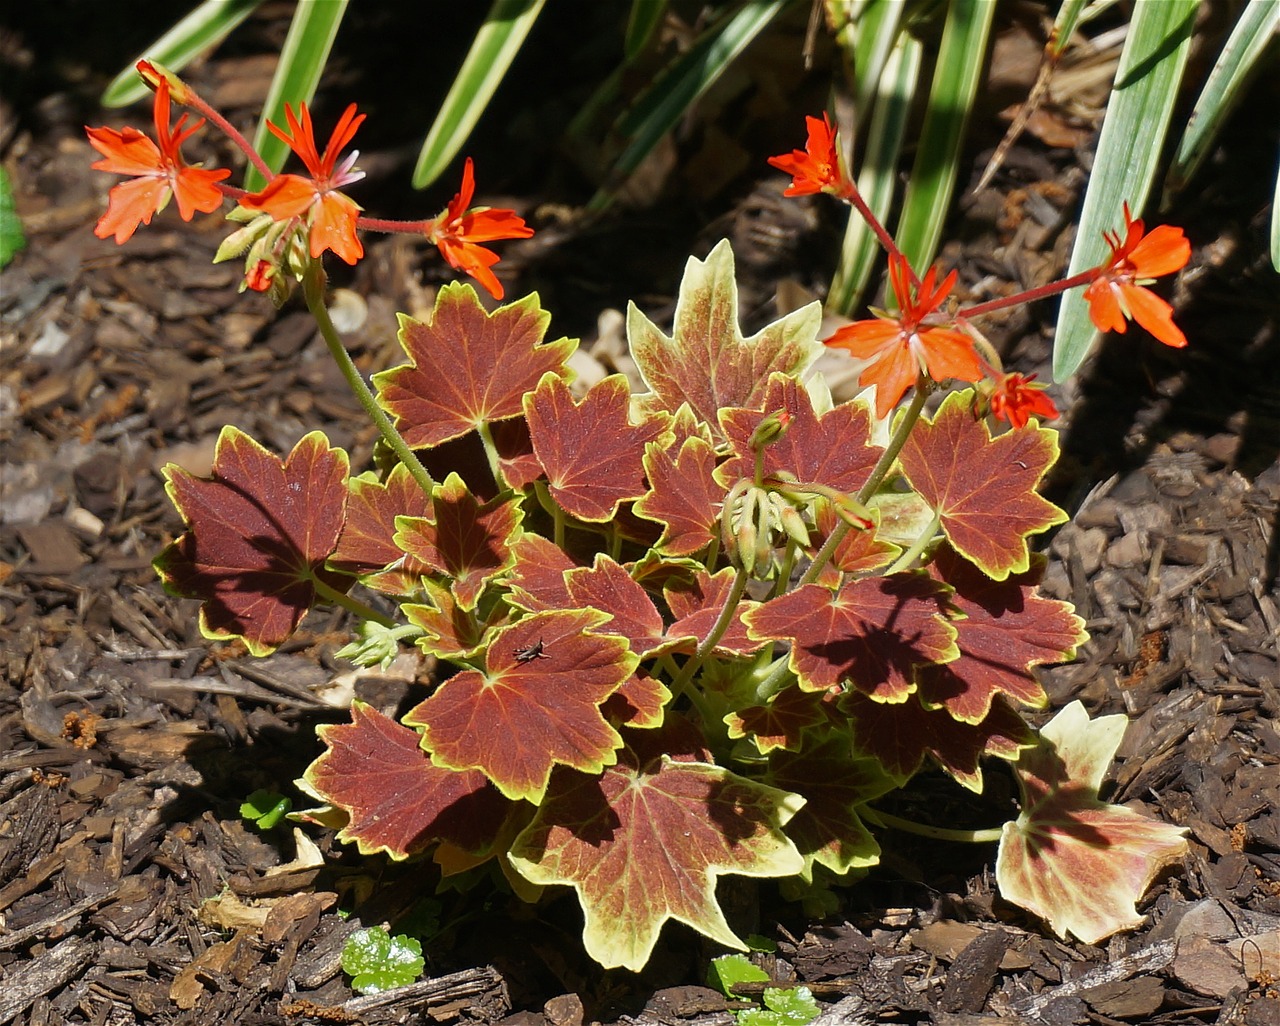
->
513, 638, 549, 663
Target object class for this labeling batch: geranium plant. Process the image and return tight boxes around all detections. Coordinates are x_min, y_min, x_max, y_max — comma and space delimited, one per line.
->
88, 63, 1191, 972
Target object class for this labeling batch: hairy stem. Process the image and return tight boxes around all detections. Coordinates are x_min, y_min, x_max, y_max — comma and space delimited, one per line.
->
861, 806, 1005, 844
312, 577, 395, 628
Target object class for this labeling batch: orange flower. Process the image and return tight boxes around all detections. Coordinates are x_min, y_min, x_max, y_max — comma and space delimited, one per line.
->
240, 103, 366, 265
424, 158, 533, 300
1084, 203, 1190, 348
766, 113, 854, 198
988, 371, 1059, 429
85, 79, 230, 244
826, 253, 984, 418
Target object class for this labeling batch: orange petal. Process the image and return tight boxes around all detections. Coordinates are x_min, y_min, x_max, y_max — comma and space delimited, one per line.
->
1084, 280, 1127, 334
1128, 225, 1190, 279
171, 166, 230, 220
1122, 285, 1187, 348
310, 191, 364, 264
241, 174, 318, 220
94, 177, 167, 243
918, 328, 983, 383
859, 344, 918, 419
825, 319, 901, 361
86, 126, 163, 177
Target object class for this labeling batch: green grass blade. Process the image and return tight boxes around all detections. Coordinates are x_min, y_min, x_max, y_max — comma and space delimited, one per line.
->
411, 0, 547, 190
834, 0, 905, 113
625, 0, 668, 60
1050, 0, 1089, 57
1272, 148, 1280, 272
893, 0, 996, 274
589, 0, 786, 212
243, 0, 350, 192
0, 167, 26, 269
828, 33, 923, 315
102, 0, 263, 108
1051, 0, 1197, 381
1166, 0, 1280, 196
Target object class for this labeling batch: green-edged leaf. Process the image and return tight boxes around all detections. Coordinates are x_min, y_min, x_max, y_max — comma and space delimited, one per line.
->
403, 578, 510, 661
393, 472, 522, 610
525, 374, 671, 522
507, 732, 805, 972
1052, 0, 1198, 380
629, 240, 823, 437
329, 464, 433, 595
633, 436, 726, 557
244, 0, 350, 192
305, 702, 508, 859
591, 1, 787, 210
0, 167, 26, 268
102, 0, 263, 108
412, 0, 546, 189
898, 390, 1067, 580
404, 610, 637, 804
767, 735, 894, 880
744, 575, 957, 703
996, 701, 1189, 943
564, 555, 670, 657
1167, 0, 1280, 197
725, 686, 835, 755
375, 285, 576, 449
920, 545, 1086, 722
154, 428, 352, 656
894, 0, 996, 272
341, 926, 424, 995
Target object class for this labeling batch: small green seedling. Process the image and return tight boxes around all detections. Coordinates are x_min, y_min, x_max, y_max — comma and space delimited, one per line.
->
239, 788, 293, 830
0, 168, 25, 269
341, 926, 425, 995
709, 954, 820, 1026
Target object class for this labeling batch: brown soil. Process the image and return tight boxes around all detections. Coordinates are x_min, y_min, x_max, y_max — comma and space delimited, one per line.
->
2, 5, 1278, 1025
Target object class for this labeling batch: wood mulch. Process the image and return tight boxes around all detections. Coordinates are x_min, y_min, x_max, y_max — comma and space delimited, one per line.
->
2, 5, 1278, 1025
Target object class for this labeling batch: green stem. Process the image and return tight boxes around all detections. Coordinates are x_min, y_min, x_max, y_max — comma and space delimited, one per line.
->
667, 565, 749, 698
885, 508, 942, 575
302, 265, 435, 498
800, 379, 931, 586
533, 479, 565, 549
312, 577, 395, 628
474, 421, 507, 491
861, 805, 1004, 844
751, 653, 794, 705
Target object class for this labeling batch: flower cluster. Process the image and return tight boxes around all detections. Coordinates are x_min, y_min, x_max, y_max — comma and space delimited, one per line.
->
767, 115, 1191, 428
85, 61, 531, 300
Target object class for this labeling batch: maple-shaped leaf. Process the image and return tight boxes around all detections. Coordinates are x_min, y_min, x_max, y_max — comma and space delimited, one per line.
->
329, 463, 433, 595
744, 576, 957, 702
304, 702, 508, 859
665, 567, 763, 657
155, 428, 352, 657
506, 733, 806, 971
403, 610, 637, 804
564, 555, 671, 657
632, 436, 725, 557
491, 417, 545, 491
525, 374, 671, 522
602, 672, 672, 729
919, 545, 1088, 722
628, 240, 823, 436
842, 691, 1033, 790
767, 735, 896, 880
505, 533, 576, 611
717, 375, 883, 495
807, 504, 899, 589
393, 473, 522, 610
899, 390, 1066, 580
402, 578, 509, 660
373, 284, 577, 449
725, 686, 835, 754
996, 701, 1189, 944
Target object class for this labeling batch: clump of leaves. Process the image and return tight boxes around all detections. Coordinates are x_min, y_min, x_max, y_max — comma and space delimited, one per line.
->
341, 926, 425, 995
708, 955, 820, 1026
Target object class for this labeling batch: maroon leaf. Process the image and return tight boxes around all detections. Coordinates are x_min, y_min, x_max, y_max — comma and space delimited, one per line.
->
304, 702, 508, 859
899, 390, 1067, 580
155, 428, 351, 657
718, 375, 883, 494
632, 436, 725, 557
394, 472, 523, 610
744, 576, 957, 702
919, 545, 1087, 722
373, 284, 576, 449
725, 686, 836, 754
505, 533, 576, 612
329, 463, 433, 595
525, 374, 671, 522
842, 691, 1033, 789
491, 416, 544, 491
628, 240, 822, 438
403, 578, 509, 660
507, 730, 805, 971
404, 610, 637, 803
602, 672, 671, 729
665, 567, 763, 657
564, 555, 670, 657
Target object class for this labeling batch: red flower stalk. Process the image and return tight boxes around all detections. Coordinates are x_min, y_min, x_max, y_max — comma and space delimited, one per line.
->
85, 79, 231, 244
240, 103, 367, 265
825, 253, 984, 418
766, 113, 854, 199
987, 371, 1060, 429
423, 158, 533, 300
1085, 203, 1190, 348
